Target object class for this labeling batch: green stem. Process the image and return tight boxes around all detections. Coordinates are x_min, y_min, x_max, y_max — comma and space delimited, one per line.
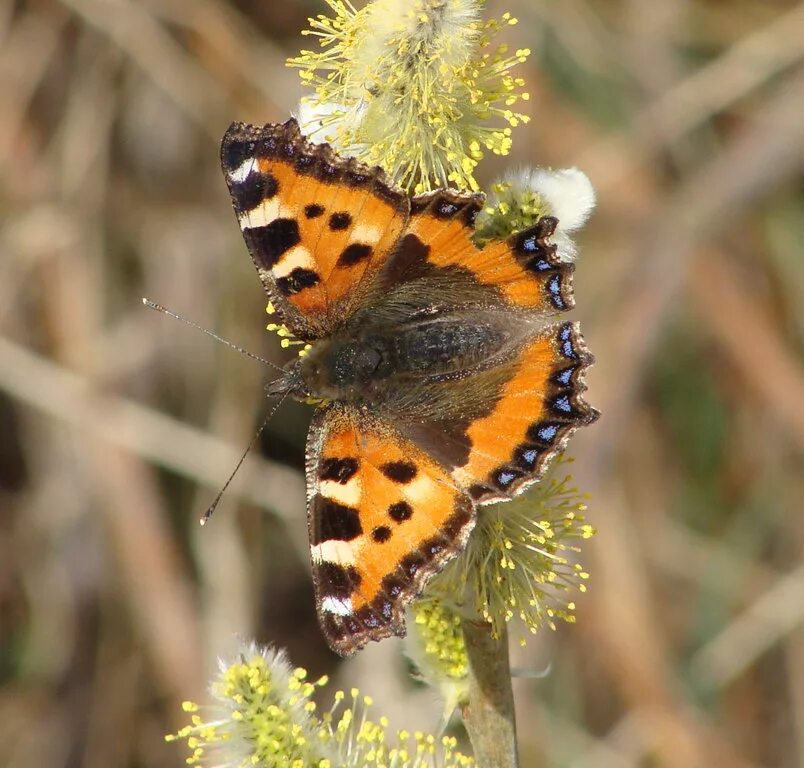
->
460, 619, 519, 767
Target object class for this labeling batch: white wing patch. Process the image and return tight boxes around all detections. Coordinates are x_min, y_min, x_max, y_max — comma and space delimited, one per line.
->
311, 539, 359, 565
228, 157, 258, 183
319, 477, 361, 507
240, 198, 286, 230
321, 595, 354, 616
272, 246, 315, 278
399, 474, 439, 506
349, 222, 384, 246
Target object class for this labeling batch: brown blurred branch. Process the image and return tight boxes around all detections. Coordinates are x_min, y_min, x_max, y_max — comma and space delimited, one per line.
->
0, 8, 69, 165
682, 248, 804, 690
586, 65, 804, 474
690, 249, 804, 454
143, 0, 296, 116
583, 2, 804, 190
689, 560, 804, 692
643, 2, 804, 143
91, 443, 206, 707
57, 0, 231, 139
570, 62, 804, 768
0, 334, 308, 557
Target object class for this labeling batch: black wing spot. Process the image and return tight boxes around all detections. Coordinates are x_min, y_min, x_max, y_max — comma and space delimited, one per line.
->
261, 172, 279, 199
321, 613, 346, 643
247, 218, 301, 269
435, 199, 461, 218
346, 168, 370, 186
400, 550, 426, 578
337, 243, 373, 267
388, 233, 431, 279
232, 171, 278, 212
296, 154, 316, 171
314, 562, 361, 600
223, 138, 253, 173
329, 211, 352, 230
371, 526, 392, 543
468, 484, 491, 501
305, 203, 325, 219
355, 606, 381, 628
380, 461, 418, 484
320, 162, 338, 180
442, 499, 473, 538
388, 501, 413, 522
312, 497, 363, 543
423, 536, 448, 557
381, 574, 405, 599
276, 268, 320, 296
320, 457, 359, 483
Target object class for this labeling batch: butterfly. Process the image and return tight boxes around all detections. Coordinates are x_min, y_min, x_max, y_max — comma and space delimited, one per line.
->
220, 118, 598, 656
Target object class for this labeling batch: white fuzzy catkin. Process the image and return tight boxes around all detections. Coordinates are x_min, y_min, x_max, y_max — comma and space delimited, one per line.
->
522, 167, 596, 232
483, 167, 596, 261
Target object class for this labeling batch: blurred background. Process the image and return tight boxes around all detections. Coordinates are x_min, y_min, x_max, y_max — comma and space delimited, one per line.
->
1, 0, 803, 766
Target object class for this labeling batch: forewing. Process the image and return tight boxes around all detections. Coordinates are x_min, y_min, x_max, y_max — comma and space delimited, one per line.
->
305, 404, 474, 656
221, 119, 409, 339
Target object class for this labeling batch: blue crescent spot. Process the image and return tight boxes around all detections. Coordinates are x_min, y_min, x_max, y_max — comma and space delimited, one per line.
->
538, 424, 558, 442
556, 367, 574, 386
521, 448, 539, 466
553, 395, 572, 413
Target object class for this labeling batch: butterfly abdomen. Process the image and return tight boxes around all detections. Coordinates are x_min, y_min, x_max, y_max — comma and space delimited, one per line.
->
384, 320, 508, 375
300, 317, 512, 403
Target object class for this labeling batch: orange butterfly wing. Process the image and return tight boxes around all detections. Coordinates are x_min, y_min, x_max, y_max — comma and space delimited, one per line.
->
453, 321, 596, 502
221, 120, 409, 339
401, 190, 575, 314
305, 404, 474, 655
376, 190, 597, 501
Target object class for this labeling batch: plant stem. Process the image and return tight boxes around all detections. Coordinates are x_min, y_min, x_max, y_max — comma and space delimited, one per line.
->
461, 619, 519, 767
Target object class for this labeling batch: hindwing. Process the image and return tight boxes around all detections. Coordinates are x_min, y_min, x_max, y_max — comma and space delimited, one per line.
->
305, 404, 474, 655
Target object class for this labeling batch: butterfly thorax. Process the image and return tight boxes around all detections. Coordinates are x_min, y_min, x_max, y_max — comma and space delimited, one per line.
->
298, 313, 512, 404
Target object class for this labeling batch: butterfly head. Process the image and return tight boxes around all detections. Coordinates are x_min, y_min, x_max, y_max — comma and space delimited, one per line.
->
296, 337, 383, 402
264, 336, 382, 404
265, 357, 308, 400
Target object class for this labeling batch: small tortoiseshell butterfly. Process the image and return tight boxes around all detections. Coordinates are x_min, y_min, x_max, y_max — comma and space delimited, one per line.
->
221, 119, 598, 655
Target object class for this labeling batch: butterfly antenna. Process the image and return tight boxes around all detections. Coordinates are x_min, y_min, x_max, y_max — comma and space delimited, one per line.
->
200, 390, 289, 526
142, 297, 285, 373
